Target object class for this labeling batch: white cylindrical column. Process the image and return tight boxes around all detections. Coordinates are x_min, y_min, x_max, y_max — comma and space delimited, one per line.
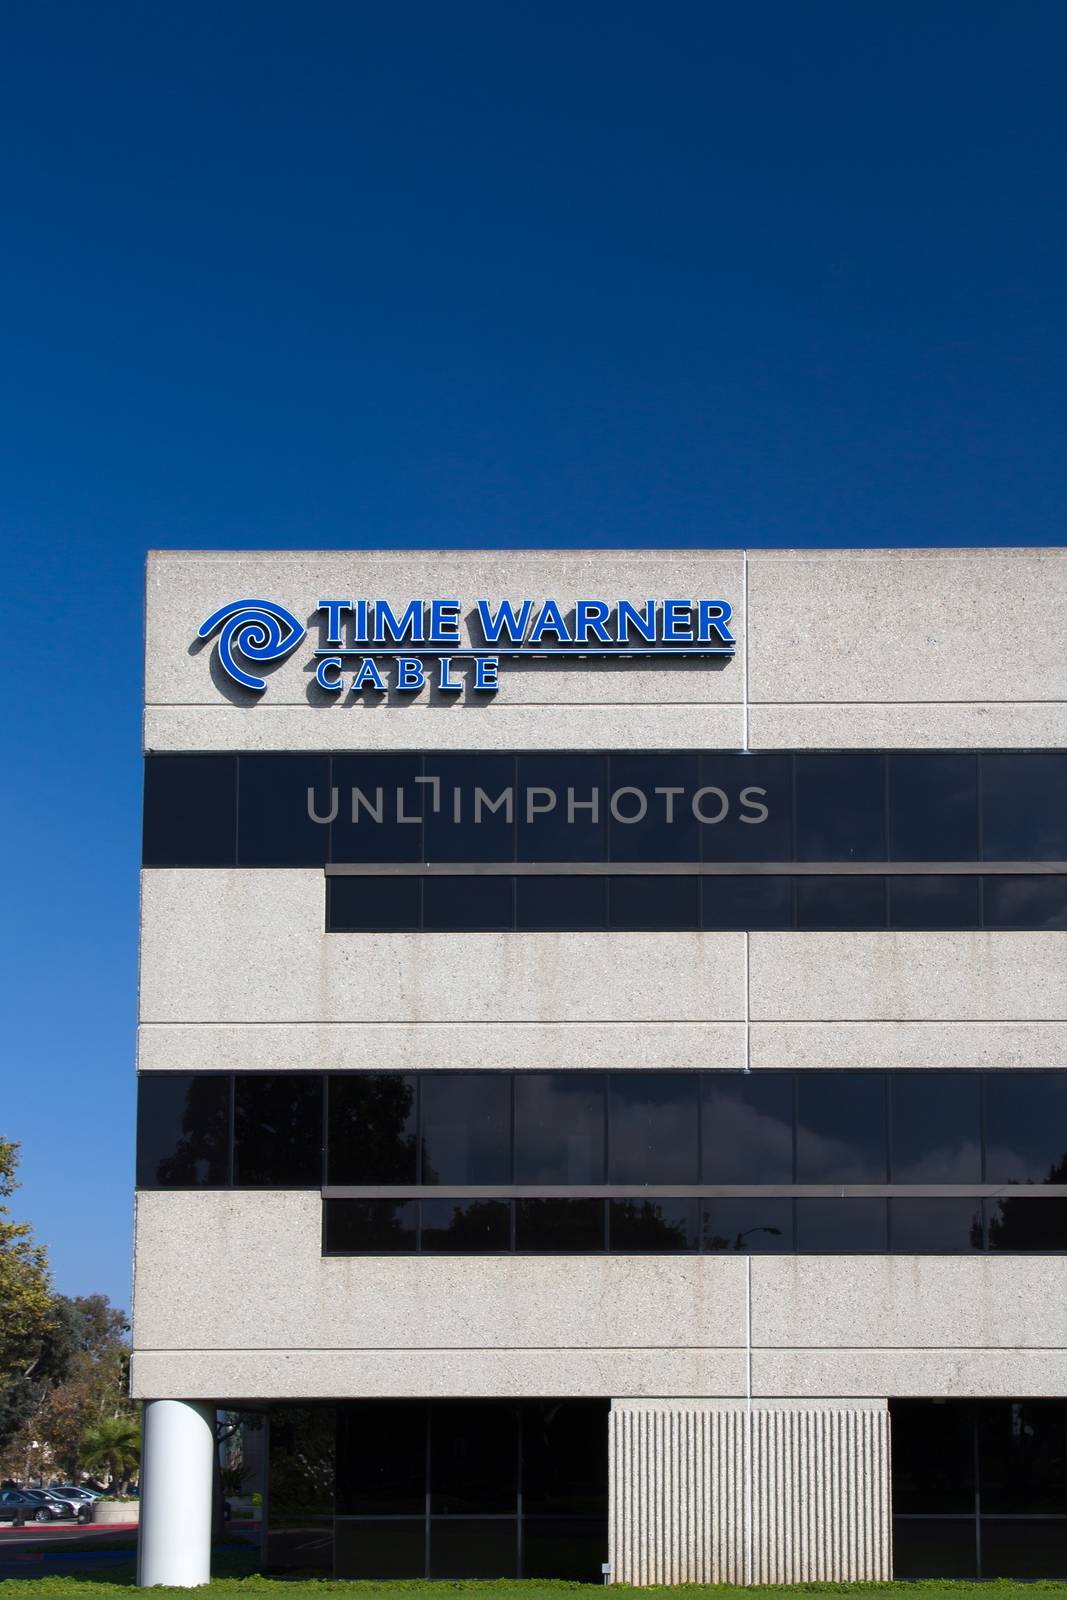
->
137, 1399, 216, 1588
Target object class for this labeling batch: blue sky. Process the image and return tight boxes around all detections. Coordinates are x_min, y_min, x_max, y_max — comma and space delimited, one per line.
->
3, 1, 1066, 1312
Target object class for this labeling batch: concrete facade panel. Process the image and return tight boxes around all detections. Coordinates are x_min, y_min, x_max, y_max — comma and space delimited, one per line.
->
749, 932, 1067, 1022
751, 1020, 1067, 1070
139, 870, 746, 1025
747, 548, 1067, 705
754, 1349, 1067, 1398
749, 701, 1067, 749
144, 703, 745, 751
138, 1020, 747, 1072
133, 1191, 748, 1356
129, 1347, 748, 1402
751, 1256, 1067, 1350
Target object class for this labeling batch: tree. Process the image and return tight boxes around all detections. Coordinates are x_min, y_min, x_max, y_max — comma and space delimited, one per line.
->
30, 1297, 132, 1478
80, 1414, 140, 1493
0, 1140, 54, 1453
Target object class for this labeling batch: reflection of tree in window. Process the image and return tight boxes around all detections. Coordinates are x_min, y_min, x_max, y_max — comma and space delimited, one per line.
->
421, 1200, 509, 1249
328, 1073, 417, 1184
988, 1152, 1067, 1250
270, 1403, 336, 1511
156, 1077, 229, 1186
610, 1200, 690, 1249
703, 1223, 784, 1252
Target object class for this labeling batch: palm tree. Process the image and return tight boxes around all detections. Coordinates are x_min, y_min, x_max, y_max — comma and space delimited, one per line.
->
80, 1414, 141, 1493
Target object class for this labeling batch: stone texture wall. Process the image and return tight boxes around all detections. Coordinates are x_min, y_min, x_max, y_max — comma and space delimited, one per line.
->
609, 1400, 891, 1585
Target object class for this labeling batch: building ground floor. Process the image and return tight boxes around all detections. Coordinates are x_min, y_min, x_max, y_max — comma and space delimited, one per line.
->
175, 1395, 1064, 1584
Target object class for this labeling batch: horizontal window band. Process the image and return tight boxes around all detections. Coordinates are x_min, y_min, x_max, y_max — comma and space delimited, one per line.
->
322, 1185, 1067, 1200
324, 861, 1067, 876
334, 1514, 540, 1523
895, 1515, 1067, 1523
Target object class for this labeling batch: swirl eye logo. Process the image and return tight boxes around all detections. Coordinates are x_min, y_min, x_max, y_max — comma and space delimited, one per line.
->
197, 599, 307, 692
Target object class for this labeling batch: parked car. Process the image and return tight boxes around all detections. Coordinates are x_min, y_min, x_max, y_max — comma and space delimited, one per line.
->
19, 1489, 80, 1520
47, 1486, 98, 1520
0, 1489, 56, 1524
50, 1484, 101, 1504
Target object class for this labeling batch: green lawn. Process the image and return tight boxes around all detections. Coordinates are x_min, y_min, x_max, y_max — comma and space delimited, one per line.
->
13, 1582, 1067, 1599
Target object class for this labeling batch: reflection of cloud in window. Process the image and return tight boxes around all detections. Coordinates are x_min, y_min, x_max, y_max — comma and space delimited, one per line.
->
892, 1142, 982, 1184
515, 1075, 603, 1183
988, 878, 1067, 929
795, 1120, 882, 1184
610, 1080, 697, 1181
704, 1097, 792, 1181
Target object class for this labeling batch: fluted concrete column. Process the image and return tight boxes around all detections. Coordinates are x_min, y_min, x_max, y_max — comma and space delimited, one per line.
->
609, 1399, 891, 1586
137, 1399, 216, 1587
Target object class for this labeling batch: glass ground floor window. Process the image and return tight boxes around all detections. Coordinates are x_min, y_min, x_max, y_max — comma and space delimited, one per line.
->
892, 1399, 1067, 1579
268, 1399, 608, 1580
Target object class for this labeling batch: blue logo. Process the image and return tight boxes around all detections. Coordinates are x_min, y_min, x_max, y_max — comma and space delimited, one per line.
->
197, 600, 307, 691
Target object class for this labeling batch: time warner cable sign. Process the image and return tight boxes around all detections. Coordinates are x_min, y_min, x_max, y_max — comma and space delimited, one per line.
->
197, 595, 736, 696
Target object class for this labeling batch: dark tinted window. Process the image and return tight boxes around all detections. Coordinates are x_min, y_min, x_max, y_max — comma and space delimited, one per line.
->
238, 754, 330, 866
143, 755, 237, 866
517, 755, 607, 862
432, 1403, 517, 1514
233, 1074, 323, 1186
987, 1196, 1067, 1251
795, 753, 885, 861
982, 752, 1067, 861
985, 1073, 1067, 1183
984, 875, 1067, 929
331, 755, 425, 862
336, 1400, 425, 1514
892, 1400, 975, 1513
796, 876, 886, 929
422, 875, 514, 930
702, 1198, 794, 1253
979, 1401, 1067, 1513
889, 875, 979, 929
608, 754, 700, 861
795, 1198, 887, 1251
423, 754, 516, 862
328, 877, 420, 931
889, 1199, 984, 1252
331, 1400, 606, 1583
702, 875, 793, 929
515, 877, 607, 929
522, 1400, 608, 1516
893, 1519, 978, 1581
702, 1073, 793, 1184
892, 1399, 1067, 1582
522, 1519, 606, 1584
515, 1198, 604, 1252
335, 1522, 425, 1579
608, 1073, 699, 1183
981, 1518, 1067, 1580
324, 1199, 416, 1253
891, 1073, 981, 1183
514, 1074, 605, 1184
888, 753, 978, 861
327, 1073, 417, 1184
420, 1074, 511, 1185
609, 1198, 697, 1251
421, 1199, 510, 1252
699, 754, 792, 861
430, 1520, 517, 1579
796, 1073, 887, 1182
608, 875, 699, 929
136, 1073, 230, 1187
